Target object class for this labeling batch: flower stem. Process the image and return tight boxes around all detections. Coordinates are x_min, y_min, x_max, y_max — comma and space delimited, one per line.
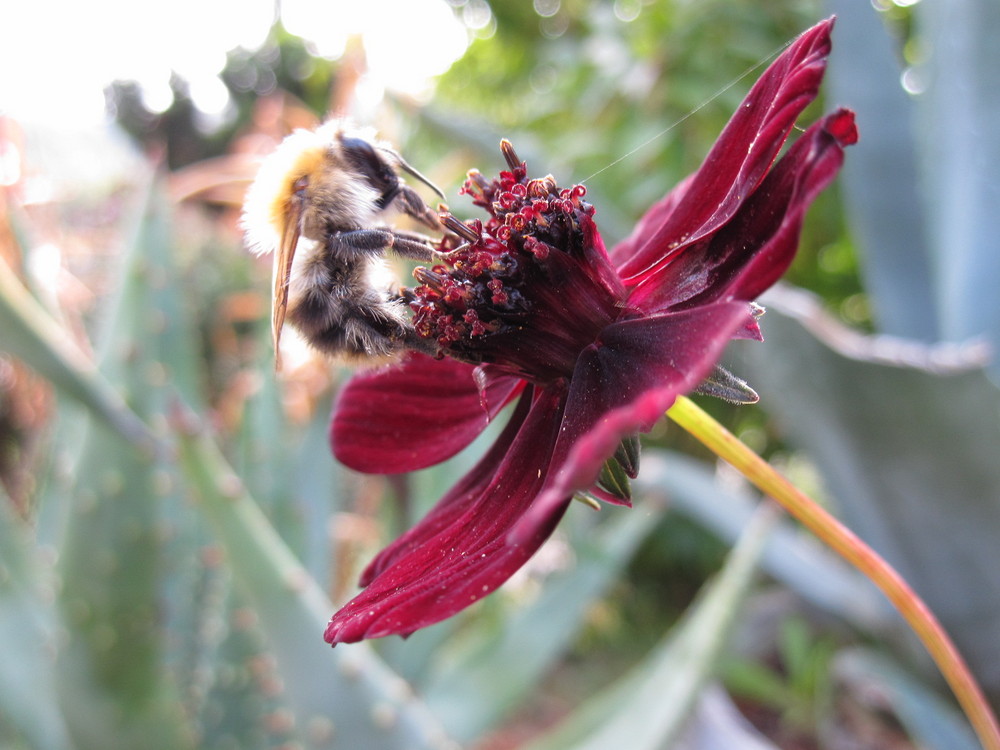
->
667, 395, 1000, 750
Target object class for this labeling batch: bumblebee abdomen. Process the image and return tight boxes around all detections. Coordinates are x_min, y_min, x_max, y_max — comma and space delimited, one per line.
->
289, 255, 411, 360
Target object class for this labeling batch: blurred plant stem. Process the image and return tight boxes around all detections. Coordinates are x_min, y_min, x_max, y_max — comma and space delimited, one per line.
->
0, 255, 159, 453
667, 395, 1000, 750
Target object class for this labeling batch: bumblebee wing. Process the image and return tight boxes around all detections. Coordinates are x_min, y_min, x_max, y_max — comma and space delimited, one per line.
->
272, 199, 304, 370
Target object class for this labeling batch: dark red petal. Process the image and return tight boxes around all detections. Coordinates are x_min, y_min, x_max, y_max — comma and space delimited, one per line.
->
355, 390, 532, 585
324, 387, 570, 645
726, 108, 858, 300
330, 353, 522, 474
612, 18, 835, 281
627, 108, 858, 312
734, 307, 765, 341
610, 172, 693, 270
512, 301, 748, 541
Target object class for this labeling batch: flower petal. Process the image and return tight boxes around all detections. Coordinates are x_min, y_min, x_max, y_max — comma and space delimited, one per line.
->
628, 108, 858, 313
325, 387, 570, 644
330, 353, 522, 474
511, 301, 748, 542
612, 18, 835, 281
610, 171, 693, 269
354, 389, 531, 585
726, 108, 858, 300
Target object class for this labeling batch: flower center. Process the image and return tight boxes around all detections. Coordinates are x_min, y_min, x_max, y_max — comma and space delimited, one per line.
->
410, 142, 630, 384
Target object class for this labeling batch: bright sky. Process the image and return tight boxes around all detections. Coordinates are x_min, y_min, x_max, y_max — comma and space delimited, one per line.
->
0, 0, 471, 128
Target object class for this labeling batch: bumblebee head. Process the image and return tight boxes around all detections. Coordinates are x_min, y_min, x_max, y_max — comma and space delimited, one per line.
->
241, 121, 444, 367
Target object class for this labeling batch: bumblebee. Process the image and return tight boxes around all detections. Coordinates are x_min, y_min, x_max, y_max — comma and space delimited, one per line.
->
242, 120, 446, 367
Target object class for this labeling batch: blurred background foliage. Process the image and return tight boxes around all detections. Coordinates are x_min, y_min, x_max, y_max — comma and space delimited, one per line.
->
2, 0, 998, 748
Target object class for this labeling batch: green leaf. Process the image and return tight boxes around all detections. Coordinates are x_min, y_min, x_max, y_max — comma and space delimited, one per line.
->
0, 253, 156, 452
745, 294, 1000, 700
916, 0, 1000, 364
176, 411, 453, 750
635, 452, 893, 632
420, 504, 667, 743
825, 1, 937, 340
0, 489, 73, 750
524, 502, 777, 750
596, 453, 632, 501
834, 648, 980, 750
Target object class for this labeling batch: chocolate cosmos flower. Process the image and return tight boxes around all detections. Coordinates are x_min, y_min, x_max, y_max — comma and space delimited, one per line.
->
325, 18, 857, 645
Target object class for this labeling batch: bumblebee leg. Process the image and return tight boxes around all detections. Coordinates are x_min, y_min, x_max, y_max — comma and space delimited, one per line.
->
390, 230, 448, 262
395, 285, 419, 305
395, 184, 442, 231
328, 229, 396, 258
402, 329, 438, 356
383, 288, 439, 356
329, 229, 440, 262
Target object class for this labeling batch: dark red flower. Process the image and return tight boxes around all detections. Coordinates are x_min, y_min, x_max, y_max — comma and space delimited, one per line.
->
324, 18, 857, 645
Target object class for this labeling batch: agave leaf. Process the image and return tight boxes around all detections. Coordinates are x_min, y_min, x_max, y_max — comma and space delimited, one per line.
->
524, 502, 777, 750
176, 412, 452, 750
916, 0, 1000, 365
51, 185, 196, 750
0, 489, 73, 750
50, 432, 195, 749
0, 255, 156, 451
745, 292, 1000, 700
828, 1, 1000, 371
825, 0, 937, 340
419, 502, 668, 743
635, 451, 893, 632
233, 363, 304, 545
291, 391, 348, 585
833, 648, 980, 750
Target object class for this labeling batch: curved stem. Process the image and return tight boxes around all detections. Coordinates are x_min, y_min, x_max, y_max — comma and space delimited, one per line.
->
667, 395, 1000, 750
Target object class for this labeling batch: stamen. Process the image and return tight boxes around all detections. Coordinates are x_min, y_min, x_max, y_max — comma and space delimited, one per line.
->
529, 179, 552, 198
500, 139, 522, 170
468, 170, 490, 190
442, 213, 480, 243
413, 266, 447, 289
487, 279, 508, 304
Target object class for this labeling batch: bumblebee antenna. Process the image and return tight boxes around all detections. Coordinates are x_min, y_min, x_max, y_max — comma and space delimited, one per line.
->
395, 155, 446, 201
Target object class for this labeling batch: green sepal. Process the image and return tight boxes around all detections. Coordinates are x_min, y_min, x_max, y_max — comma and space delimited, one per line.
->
613, 433, 640, 478
596, 455, 632, 502
694, 365, 760, 405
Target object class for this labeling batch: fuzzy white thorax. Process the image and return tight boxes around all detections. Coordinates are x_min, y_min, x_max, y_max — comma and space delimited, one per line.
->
240, 119, 399, 259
